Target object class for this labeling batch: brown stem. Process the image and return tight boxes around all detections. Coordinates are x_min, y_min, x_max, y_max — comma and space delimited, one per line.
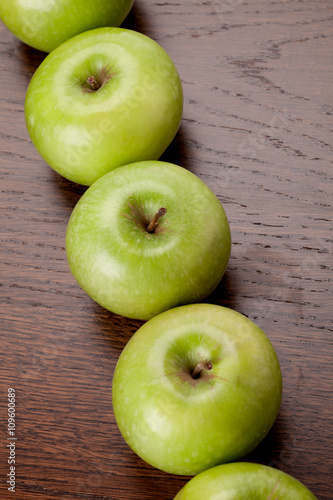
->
147, 208, 167, 233
86, 76, 100, 91
192, 361, 213, 379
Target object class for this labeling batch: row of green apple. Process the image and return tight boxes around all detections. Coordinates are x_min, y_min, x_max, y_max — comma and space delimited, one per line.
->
0, 2, 317, 498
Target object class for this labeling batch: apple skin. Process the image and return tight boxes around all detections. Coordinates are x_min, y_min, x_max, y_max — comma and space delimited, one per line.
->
173, 462, 318, 499
25, 28, 183, 186
66, 161, 231, 320
0, 0, 134, 53
112, 304, 282, 475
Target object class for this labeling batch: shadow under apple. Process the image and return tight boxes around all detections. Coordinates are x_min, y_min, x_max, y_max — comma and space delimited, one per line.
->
121, 1, 155, 37
16, 39, 47, 81
245, 407, 287, 468
50, 169, 87, 212
91, 301, 144, 352
160, 123, 192, 173
206, 267, 240, 312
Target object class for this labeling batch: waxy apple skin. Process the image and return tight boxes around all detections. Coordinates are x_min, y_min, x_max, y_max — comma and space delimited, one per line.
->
0, 0, 134, 53
173, 462, 317, 499
25, 28, 183, 186
112, 304, 282, 475
66, 162, 231, 320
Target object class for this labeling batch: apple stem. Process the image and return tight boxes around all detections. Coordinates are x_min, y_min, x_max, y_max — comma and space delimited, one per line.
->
86, 76, 100, 91
192, 361, 213, 379
147, 207, 167, 233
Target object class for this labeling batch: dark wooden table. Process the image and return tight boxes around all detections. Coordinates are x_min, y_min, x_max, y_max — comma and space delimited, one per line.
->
1, 1, 332, 499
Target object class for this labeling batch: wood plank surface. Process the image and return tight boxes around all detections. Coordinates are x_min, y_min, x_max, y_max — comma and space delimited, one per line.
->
1, 1, 332, 498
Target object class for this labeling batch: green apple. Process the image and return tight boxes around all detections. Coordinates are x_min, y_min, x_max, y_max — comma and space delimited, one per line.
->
112, 304, 282, 475
0, 0, 134, 53
66, 161, 231, 320
25, 28, 183, 186
173, 462, 317, 499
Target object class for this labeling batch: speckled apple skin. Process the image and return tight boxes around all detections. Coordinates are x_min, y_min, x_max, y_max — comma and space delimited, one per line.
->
0, 0, 134, 52
174, 462, 317, 499
112, 304, 282, 475
66, 162, 231, 320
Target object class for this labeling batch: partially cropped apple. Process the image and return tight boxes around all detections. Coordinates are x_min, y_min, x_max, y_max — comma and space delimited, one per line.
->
173, 462, 317, 499
66, 162, 231, 320
112, 304, 282, 475
0, 0, 134, 53
25, 28, 183, 185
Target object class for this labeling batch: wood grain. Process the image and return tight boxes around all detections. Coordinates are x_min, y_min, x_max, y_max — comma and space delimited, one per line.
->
1, 1, 332, 498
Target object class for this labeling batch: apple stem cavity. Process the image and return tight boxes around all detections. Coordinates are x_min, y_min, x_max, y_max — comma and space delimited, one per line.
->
82, 65, 115, 93
192, 361, 213, 380
147, 207, 167, 233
